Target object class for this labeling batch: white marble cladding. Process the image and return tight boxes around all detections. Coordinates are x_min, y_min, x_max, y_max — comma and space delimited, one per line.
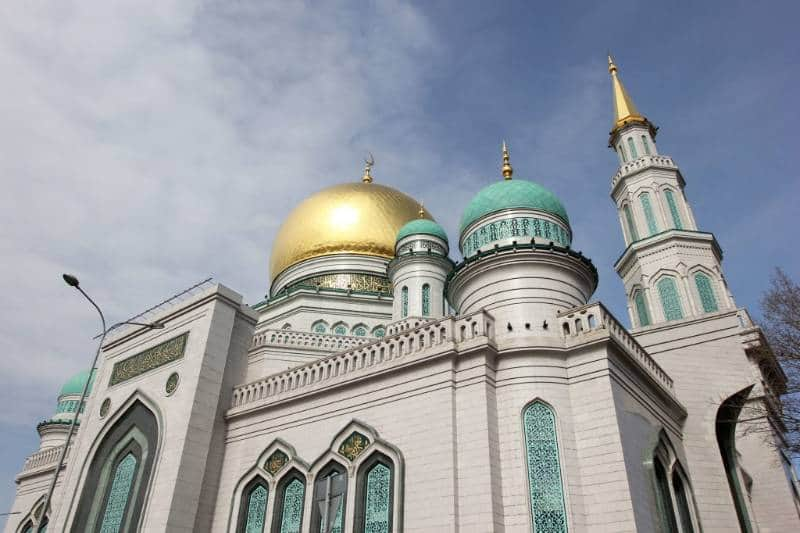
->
558, 302, 674, 391
612, 154, 676, 189
19, 445, 68, 478
250, 328, 367, 352
230, 311, 495, 412
385, 316, 435, 336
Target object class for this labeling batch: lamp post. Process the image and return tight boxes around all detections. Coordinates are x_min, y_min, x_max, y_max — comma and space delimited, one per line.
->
37, 274, 163, 528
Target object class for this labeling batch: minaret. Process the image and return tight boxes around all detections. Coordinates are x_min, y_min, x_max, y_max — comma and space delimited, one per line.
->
608, 55, 735, 328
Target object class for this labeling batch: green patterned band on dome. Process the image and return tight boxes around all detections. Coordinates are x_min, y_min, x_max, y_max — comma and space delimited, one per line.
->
396, 219, 448, 243
460, 179, 569, 233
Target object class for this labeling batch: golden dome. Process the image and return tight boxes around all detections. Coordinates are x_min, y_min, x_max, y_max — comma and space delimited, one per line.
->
269, 182, 433, 281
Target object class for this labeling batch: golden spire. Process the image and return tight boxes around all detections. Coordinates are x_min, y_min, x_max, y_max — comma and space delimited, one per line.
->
501, 140, 513, 180
361, 152, 375, 183
418, 202, 425, 218
608, 54, 648, 134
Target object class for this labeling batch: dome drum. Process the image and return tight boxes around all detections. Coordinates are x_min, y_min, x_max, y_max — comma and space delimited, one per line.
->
270, 253, 392, 297
460, 208, 572, 258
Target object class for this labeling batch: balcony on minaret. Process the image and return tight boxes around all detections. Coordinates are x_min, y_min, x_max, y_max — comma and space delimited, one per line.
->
612, 154, 677, 189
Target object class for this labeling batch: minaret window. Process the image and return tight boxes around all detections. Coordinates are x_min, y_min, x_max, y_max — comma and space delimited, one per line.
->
618, 143, 627, 162
422, 284, 431, 316
310, 463, 347, 533
354, 453, 395, 533
523, 401, 568, 533
654, 458, 679, 532
664, 189, 683, 229
657, 277, 684, 321
237, 478, 268, 533
639, 192, 659, 236
641, 135, 652, 155
633, 289, 651, 327
272, 472, 306, 533
623, 204, 639, 242
401, 286, 408, 318
627, 137, 638, 159
694, 272, 719, 313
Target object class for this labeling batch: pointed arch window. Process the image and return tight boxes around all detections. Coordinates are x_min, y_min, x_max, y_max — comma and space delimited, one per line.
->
272, 471, 306, 533
421, 284, 431, 316
523, 401, 568, 533
657, 277, 684, 321
654, 458, 679, 533
642, 135, 652, 155
618, 143, 627, 163
354, 453, 394, 533
673, 469, 695, 533
401, 286, 408, 318
237, 478, 268, 533
627, 136, 638, 159
639, 192, 658, 236
633, 289, 651, 327
623, 204, 639, 242
99, 452, 138, 532
694, 272, 719, 313
312, 321, 327, 334
310, 463, 347, 533
333, 324, 347, 336
352, 325, 367, 337
664, 189, 683, 230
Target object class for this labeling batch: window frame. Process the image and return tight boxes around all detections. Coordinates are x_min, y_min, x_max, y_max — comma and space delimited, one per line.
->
270, 468, 307, 533
236, 476, 270, 533
353, 452, 395, 533
309, 461, 348, 533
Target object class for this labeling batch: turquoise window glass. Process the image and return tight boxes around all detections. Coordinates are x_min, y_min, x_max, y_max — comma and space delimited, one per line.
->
328, 501, 343, 533
627, 137, 638, 159
334, 325, 346, 336
353, 327, 367, 337
618, 143, 627, 162
364, 463, 392, 533
22, 523, 33, 533
401, 286, 408, 318
639, 193, 658, 236
422, 284, 431, 316
245, 484, 268, 533
664, 190, 683, 229
313, 323, 326, 334
279, 478, 305, 533
642, 135, 652, 155
634, 290, 651, 327
38, 519, 47, 533
623, 204, 638, 242
694, 272, 719, 313
373, 327, 385, 338
657, 277, 684, 321
99, 452, 138, 533
523, 401, 568, 533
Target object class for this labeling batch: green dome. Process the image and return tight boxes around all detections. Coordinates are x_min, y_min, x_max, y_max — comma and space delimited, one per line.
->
459, 179, 569, 233
397, 219, 448, 243
60, 369, 95, 397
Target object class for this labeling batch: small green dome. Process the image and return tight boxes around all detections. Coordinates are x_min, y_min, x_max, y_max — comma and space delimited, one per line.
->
460, 179, 569, 233
397, 219, 448, 243
60, 369, 95, 397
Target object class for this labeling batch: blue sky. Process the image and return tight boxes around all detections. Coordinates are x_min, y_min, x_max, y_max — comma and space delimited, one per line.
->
1, 0, 798, 522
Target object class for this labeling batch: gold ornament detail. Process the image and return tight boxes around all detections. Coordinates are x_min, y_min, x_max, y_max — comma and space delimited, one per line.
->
501, 140, 513, 180
266, 450, 289, 475
338, 431, 370, 461
109, 332, 188, 386
299, 273, 391, 294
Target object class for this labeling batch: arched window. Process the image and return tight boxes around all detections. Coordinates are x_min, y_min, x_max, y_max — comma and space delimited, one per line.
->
523, 401, 568, 533
332, 323, 347, 336
627, 136, 639, 159
21, 521, 33, 533
237, 477, 268, 533
72, 400, 158, 533
623, 204, 639, 242
657, 277, 684, 321
312, 321, 327, 334
633, 289, 651, 327
639, 192, 658, 236
272, 470, 306, 533
694, 272, 719, 313
717, 388, 754, 532
672, 469, 695, 533
654, 458, 678, 532
421, 284, 431, 316
352, 325, 367, 337
372, 326, 386, 338
401, 287, 408, 318
310, 462, 347, 533
642, 135, 652, 155
354, 453, 394, 533
618, 143, 627, 162
664, 189, 683, 230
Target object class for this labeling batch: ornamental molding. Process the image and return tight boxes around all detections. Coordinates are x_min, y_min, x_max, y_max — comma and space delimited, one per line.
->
109, 332, 188, 386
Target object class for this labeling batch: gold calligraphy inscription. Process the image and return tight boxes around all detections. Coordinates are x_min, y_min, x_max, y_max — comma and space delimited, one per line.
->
109, 332, 188, 386
265, 450, 289, 475
302, 273, 391, 293
338, 431, 370, 461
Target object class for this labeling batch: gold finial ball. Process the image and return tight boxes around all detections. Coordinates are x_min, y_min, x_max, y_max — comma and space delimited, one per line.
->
269, 182, 434, 280
501, 141, 513, 180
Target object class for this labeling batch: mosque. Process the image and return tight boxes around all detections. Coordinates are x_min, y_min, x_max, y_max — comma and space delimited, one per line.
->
5, 57, 799, 533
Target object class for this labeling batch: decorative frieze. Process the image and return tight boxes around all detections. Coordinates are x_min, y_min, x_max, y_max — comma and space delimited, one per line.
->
338, 431, 370, 461
462, 216, 571, 257
109, 332, 188, 386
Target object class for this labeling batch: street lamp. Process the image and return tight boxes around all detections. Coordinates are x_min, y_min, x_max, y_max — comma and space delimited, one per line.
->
37, 274, 164, 527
